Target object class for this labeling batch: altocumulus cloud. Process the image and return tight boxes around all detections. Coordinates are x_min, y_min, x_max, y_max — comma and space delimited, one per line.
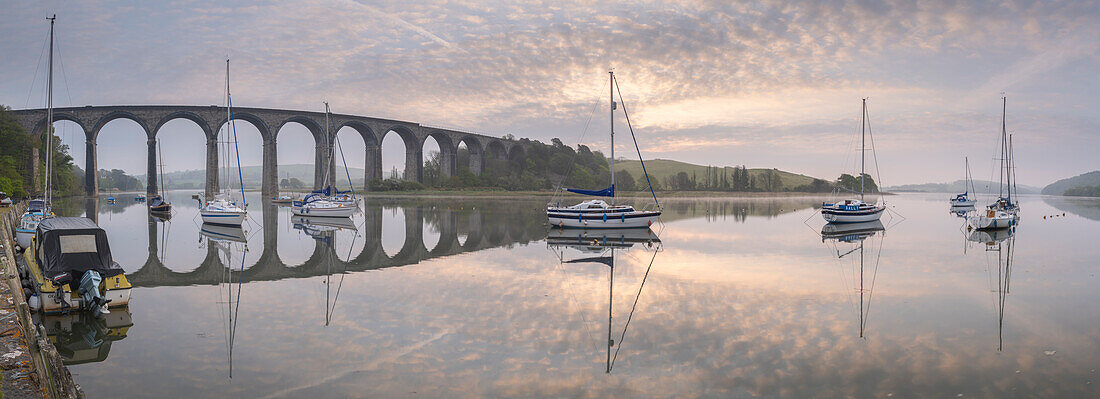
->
1, 0, 1098, 184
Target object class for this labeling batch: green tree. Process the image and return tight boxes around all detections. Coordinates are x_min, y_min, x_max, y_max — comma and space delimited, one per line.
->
614, 169, 636, 191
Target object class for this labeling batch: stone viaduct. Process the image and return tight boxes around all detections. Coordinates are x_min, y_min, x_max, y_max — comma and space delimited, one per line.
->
11, 106, 531, 197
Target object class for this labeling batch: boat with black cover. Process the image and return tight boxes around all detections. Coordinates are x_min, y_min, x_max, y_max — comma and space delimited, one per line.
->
23, 217, 132, 314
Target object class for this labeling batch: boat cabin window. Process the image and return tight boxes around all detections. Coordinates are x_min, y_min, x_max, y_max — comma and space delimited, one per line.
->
59, 235, 98, 253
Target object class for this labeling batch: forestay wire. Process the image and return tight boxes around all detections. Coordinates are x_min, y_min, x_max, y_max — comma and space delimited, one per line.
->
612, 75, 659, 209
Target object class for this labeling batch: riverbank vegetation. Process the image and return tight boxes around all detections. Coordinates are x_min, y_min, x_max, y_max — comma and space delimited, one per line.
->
0, 106, 82, 198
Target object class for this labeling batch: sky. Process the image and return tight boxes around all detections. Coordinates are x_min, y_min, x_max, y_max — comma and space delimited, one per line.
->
1, 0, 1098, 186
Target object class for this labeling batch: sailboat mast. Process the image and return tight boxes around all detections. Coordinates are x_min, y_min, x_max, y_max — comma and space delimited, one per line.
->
45, 14, 56, 204
860, 98, 866, 202
325, 102, 332, 190
999, 97, 1007, 200
609, 71, 615, 206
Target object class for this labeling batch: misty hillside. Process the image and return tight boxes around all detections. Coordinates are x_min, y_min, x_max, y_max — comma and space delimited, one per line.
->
615, 159, 823, 191
138, 164, 365, 190
884, 180, 1041, 194
1042, 171, 1100, 196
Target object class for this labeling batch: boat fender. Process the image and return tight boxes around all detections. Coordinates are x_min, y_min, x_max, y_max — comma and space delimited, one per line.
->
647, 220, 652, 226
28, 294, 40, 311
578, 213, 583, 222
602, 214, 607, 222
621, 213, 625, 222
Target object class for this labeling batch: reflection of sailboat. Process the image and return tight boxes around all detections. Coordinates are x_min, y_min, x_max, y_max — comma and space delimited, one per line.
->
822, 222, 886, 338
973, 228, 1015, 351
820, 220, 884, 243
33, 310, 134, 365
200, 223, 248, 243
548, 231, 662, 373
298, 219, 361, 326
201, 228, 248, 378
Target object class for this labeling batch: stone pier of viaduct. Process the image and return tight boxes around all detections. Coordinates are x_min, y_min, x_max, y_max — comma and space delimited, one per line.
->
11, 106, 531, 197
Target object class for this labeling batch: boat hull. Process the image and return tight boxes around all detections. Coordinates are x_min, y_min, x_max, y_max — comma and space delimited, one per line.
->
970, 214, 1017, 230
200, 210, 247, 226
821, 206, 885, 223
14, 229, 33, 249
547, 210, 661, 229
291, 205, 356, 217
950, 199, 976, 207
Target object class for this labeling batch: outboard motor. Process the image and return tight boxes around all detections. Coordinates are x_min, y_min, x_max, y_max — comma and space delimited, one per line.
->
78, 270, 111, 315
50, 273, 74, 310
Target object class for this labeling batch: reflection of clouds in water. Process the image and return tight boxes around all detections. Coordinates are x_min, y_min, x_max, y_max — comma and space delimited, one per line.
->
59, 195, 1100, 398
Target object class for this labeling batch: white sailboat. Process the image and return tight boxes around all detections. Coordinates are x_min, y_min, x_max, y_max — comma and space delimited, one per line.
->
547, 71, 661, 229
292, 102, 357, 218
15, 15, 59, 249
821, 99, 886, 223
969, 97, 1019, 230
950, 157, 977, 207
200, 58, 248, 226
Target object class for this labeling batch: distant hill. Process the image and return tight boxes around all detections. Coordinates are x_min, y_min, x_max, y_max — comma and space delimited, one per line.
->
615, 159, 822, 191
1042, 171, 1100, 196
885, 179, 1040, 194
138, 164, 365, 190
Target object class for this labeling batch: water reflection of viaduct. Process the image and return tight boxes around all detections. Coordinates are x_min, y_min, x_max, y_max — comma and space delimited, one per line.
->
127, 201, 546, 287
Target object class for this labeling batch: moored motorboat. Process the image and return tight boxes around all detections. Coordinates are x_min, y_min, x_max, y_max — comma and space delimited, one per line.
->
22, 217, 131, 314
15, 198, 50, 249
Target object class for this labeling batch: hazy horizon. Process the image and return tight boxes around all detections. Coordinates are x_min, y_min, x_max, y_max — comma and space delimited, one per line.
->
3, 0, 1098, 187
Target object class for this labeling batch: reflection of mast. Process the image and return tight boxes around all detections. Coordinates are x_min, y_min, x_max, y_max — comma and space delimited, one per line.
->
316, 220, 361, 326
825, 224, 884, 339
992, 235, 1014, 351
206, 234, 248, 378
548, 233, 661, 374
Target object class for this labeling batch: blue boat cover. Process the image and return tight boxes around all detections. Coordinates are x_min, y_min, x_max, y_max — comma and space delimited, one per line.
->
311, 186, 352, 196
567, 185, 614, 197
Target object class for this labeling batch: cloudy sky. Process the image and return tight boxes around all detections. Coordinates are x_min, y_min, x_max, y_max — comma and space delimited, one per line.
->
2, 0, 1098, 186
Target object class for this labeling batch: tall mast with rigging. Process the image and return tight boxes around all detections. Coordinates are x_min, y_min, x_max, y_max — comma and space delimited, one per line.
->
609, 71, 615, 206
860, 98, 866, 202
45, 14, 56, 205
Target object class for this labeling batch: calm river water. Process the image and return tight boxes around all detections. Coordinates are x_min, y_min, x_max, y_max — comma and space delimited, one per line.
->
43, 191, 1100, 398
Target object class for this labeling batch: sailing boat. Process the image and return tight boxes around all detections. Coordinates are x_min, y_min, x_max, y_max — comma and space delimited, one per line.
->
821, 99, 886, 224
969, 97, 1019, 230
547, 229, 661, 373
547, 71, 661, 229
149, 141, 172, 213
291, 102, 357, 218
950, 157, 977, 207
199, 58, 248, 226
15, 15, 59, 249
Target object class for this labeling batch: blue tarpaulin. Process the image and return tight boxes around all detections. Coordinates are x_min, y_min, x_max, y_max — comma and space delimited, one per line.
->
567, 185, 614, 197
